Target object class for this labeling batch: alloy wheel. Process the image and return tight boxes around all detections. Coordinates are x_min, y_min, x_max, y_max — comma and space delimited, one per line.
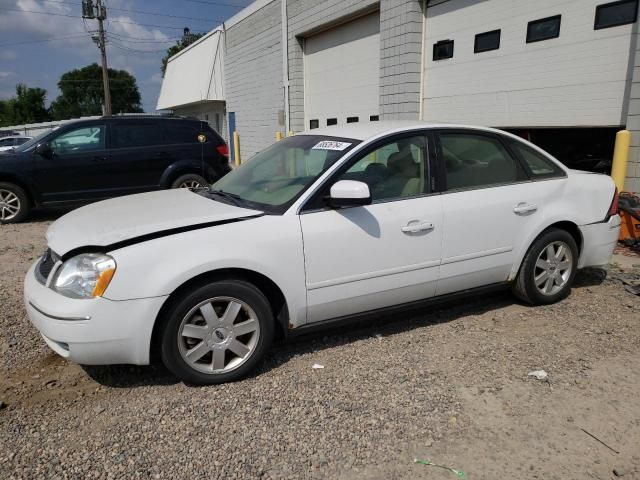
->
178, 180, 202, 190
0, 189, 20, 221
177, 296, 261, 374
534, 241, 573, 296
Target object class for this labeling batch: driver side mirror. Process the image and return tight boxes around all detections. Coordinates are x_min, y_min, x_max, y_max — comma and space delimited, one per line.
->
35, 141, 53, 158
327, 180, 372, 208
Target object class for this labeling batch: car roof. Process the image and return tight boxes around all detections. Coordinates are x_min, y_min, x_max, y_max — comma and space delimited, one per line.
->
300, 121, 508, 141
1, 135, 30, 139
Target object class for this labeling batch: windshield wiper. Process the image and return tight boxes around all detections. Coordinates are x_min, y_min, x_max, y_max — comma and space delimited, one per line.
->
207, 189, 244, 206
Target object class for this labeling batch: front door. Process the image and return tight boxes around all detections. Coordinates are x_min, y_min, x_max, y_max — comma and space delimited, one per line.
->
299, 133, 443, 323
435, 129, 543, 295
32, 123, 109, 204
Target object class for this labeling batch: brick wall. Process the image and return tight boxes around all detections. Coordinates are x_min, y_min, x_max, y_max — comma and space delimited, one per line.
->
624, 26, 640, 193
379, 0, 423, 120
225, 0, 283, 160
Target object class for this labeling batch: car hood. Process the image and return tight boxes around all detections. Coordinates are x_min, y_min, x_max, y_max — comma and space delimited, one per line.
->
47, 189, 263, 256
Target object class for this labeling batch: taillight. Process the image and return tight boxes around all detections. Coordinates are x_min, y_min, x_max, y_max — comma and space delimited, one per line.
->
607, 187, 619, 219
216, 144, 229, 157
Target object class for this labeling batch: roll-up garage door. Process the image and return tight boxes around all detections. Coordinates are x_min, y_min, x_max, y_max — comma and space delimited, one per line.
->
304, 12, 380, 130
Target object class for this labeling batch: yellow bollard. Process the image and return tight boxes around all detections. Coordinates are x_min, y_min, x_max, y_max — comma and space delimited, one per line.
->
288, 131, 294, 137
611, 129, 630, 192
276, 131, 284, 141
233, 131, 241, 166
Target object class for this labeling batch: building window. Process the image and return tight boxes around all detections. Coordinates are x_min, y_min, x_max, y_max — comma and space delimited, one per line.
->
370, 115, 379, 122
433, 40, 454, 60
327, 118, 337, 126
474, 29, 501, 53
527, 15, 561, 43
595, 0, 638, 29
309, 119, 319, 129
346, 116, 359, 123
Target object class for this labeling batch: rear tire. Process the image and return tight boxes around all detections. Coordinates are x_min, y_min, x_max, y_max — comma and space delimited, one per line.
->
512, 228, 578, 305
160, 280, 274, 385
0, 182, 30, 224
171, 173, 208, 190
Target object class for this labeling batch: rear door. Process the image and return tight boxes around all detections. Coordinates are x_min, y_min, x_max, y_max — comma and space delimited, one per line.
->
434, 129, 542, 295
106, 120, 167, 192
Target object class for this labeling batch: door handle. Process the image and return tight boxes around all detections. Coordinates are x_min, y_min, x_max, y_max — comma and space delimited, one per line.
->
513, 202, 538, 214
92, 155, 108, 162
401, 222, 434, 234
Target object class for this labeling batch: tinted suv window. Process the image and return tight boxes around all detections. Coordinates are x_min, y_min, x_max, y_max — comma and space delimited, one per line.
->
163, 123, 201, 144
339, 135, 429, 202
509, 139, 564, 177
111, 123, 163, 149
51, 125, 105, 154
440, 132, 520, 190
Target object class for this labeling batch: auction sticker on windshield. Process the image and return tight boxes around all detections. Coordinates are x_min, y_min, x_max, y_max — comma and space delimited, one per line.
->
312, 141, 352, 151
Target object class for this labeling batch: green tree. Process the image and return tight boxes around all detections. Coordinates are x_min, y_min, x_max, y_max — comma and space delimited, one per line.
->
161, 32, 205, 76
49, 63, 143, 119
0, 84, 50, 127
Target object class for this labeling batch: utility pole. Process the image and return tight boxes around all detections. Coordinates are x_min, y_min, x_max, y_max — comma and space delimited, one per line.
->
82, 0, 111, 115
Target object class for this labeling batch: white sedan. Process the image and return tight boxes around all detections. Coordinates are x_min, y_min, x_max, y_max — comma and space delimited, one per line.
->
24, 122, 620, 384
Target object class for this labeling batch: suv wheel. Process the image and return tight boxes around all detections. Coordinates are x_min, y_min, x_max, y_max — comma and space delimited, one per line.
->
0, 182, 30, 224
512, 228, 579, 305
171, 174, 208, 190
160, 280, 274, 385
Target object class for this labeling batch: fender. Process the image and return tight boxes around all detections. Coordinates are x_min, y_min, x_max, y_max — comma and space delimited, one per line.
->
159, 159, 204, 188
508, 214, 583, 281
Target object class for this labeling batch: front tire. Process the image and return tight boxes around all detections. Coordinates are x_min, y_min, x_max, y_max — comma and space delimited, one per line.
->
0, 182, 30, 224
512, 228, 579, 305
160, 280, 274, 385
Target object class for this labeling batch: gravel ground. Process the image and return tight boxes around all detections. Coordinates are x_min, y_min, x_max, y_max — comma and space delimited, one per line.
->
1, 213, 640, 479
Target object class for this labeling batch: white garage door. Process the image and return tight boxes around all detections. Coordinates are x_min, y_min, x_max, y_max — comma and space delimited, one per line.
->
304, 12, 380, 130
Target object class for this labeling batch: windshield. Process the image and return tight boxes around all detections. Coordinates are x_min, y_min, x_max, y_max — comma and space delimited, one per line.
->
14, 128, 58, 152
210, 135, 359, 213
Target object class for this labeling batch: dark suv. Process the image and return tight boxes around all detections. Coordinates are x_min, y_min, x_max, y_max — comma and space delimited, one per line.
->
0, 115, 231, 223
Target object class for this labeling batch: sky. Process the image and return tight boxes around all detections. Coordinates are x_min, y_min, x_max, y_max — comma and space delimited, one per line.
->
0, 0, 253, 112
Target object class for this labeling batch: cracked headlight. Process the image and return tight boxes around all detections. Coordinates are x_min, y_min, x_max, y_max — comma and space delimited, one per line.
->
52, 253, 116, 299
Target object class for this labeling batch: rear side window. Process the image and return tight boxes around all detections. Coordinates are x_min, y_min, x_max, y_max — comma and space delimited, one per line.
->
439, 132, 521, 190
163, 123, 202, 144
111, 123, 162, 149
508, 140, 564, 178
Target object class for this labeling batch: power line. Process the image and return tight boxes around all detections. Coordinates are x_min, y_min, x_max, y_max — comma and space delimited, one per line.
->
106, 31, 181, 43
0, 7, 210, 31
0, 33, 91, 47
36, 0, 230, 23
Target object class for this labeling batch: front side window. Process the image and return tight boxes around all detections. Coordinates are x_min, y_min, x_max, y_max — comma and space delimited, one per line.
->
337, 135, 429, 202
595, 0, 638, 29
527, 15, 561, 43
440, 132, 521, 190
0, 138, 12, 147
50, 125, 105, 154
211, 135, 359, 213
509, 139, 564, 178
111, 123, 163, 149
15, 137, 29, 146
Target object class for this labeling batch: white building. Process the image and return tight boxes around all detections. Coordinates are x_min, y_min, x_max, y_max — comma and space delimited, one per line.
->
159, 0, 640, 192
